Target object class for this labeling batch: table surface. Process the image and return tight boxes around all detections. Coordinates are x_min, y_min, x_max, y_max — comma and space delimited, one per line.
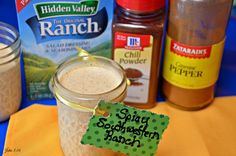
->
0, 0, 236, 154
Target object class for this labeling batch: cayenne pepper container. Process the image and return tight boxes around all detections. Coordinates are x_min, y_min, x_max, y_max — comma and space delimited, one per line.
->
162, 0, 233, 110
112, 0, 166, 109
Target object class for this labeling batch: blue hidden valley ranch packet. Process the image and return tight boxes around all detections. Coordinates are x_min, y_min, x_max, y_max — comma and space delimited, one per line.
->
15, 0, 114, 100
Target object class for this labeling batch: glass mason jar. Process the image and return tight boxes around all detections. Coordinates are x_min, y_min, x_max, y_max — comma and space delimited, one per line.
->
52, 56, 128, 156
0, 22, 21, 122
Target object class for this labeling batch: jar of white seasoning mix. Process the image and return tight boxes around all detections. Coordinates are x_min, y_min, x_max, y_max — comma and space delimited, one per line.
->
51, 55, 128, 156
0, 22, 21, 122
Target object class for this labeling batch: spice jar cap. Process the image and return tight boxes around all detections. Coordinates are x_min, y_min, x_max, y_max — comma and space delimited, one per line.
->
116, 0, 165, 13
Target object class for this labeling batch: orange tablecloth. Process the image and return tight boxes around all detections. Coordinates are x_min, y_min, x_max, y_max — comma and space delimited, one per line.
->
3, 96, 236, 156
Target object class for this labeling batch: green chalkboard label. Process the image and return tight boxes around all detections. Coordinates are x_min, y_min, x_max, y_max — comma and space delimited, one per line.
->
81, 101, 169, 156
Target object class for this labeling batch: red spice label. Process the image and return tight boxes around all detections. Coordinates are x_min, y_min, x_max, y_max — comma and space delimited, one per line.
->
16, 0, 31, 12
115, 32, 151, 51
114, 32, 153, 103
170, 40, 212, 59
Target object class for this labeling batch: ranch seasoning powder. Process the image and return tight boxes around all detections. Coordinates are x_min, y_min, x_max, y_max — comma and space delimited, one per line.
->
15, 0, 114, 100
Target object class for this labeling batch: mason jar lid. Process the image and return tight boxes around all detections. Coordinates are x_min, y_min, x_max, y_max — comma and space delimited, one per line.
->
116, 0, 165, 13
0, 21, 20, 65
51, 55, 128, 111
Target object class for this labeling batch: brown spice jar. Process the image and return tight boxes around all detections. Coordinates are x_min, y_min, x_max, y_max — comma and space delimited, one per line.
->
162, 0, 233, 110
112, 0, 166, 109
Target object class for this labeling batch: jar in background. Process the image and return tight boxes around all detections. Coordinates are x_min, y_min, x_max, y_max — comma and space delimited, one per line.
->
112, 0, 166, 109
52, 56, 128, 156
0, 21, 21, 122
162, 0, 233, 110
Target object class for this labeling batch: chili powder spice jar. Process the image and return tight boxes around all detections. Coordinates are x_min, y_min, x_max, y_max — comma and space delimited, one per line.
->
162, 0, 233, 110
112, 0, 166, 109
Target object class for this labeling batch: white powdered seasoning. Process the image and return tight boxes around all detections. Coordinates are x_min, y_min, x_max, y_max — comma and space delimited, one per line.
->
0, 43, 21, 121
60, 66, 121, 94
57, 64, 123, 156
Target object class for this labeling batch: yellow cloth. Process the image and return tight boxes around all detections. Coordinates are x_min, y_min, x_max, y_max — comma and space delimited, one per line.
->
3, 96, 236, 156
3, 105, 64, 156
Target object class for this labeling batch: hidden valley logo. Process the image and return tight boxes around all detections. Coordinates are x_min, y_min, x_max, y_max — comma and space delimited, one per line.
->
26, 0, 108, 43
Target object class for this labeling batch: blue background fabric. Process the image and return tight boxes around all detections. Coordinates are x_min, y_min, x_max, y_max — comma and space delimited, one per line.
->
0, 0, 236, 154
